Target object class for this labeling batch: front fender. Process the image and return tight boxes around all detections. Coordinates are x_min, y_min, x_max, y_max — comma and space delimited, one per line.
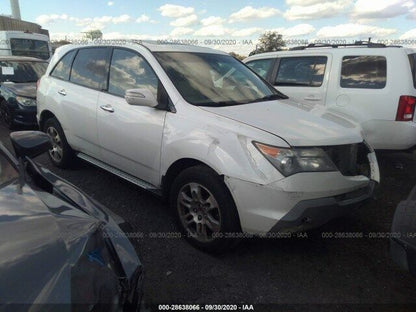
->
160, 105, 288, 185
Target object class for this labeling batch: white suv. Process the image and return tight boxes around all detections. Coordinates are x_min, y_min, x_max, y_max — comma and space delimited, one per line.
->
37, 42, 379, 252
244, 43, 416, 151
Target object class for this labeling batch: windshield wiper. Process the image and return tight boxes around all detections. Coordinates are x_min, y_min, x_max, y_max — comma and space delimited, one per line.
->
254, 92, 288, 102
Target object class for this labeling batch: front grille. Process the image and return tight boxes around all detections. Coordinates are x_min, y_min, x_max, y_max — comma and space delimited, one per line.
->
322, 143, 371, 177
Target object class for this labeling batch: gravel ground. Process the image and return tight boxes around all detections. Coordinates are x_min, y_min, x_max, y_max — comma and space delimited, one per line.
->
1, 125, 416, 311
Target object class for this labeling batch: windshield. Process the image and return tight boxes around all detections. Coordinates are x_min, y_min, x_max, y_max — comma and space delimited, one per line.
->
10, 39, 50, 60
154, 52, 282, 107
0, 61, 48, 83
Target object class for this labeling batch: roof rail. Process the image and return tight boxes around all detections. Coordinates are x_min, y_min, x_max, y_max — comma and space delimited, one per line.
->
289, 41, 402, 50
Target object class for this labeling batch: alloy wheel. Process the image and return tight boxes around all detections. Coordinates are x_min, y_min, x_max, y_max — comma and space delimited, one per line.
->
46, 126, 63, 162
177, 182, 221, 242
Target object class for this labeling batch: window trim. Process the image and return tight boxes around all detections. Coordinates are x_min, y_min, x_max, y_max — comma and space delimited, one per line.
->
340, 55, 387, 90
274, 56, 328, 88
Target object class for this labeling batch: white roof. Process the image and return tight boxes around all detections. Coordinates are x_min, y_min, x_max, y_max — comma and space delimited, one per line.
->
54, 40, 228, 55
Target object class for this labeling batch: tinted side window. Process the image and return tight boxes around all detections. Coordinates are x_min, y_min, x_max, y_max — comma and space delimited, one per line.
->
341, 56, 386, 89
275, 56, 327, 87
50, 50, 76, 80
70, 48, 109, 90
409, 54, 416, 89
246, 59, 273, 79
108, 49, 158, 98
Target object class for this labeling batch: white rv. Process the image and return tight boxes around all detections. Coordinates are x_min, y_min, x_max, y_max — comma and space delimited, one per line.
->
0, 31, 52, 61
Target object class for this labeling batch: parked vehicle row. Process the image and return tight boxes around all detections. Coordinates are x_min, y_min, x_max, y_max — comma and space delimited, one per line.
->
244, 43, 416, 151
0, 30, 52, 61
36, 42, 380, 252
0, 56, 48, 129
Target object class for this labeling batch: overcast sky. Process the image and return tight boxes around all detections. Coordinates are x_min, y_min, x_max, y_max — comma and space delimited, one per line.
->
2, 0, 416, 55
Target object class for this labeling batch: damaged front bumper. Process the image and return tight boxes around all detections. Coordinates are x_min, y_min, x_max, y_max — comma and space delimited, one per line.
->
225, 161, 379, 234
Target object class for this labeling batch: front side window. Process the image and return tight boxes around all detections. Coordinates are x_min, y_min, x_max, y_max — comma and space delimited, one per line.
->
50, 50, 76, 81
341, 55, 386, 89
70, 48, 109, 90
154, 52, 278, 107
108, 49, 158, 98
10, 39, 50, 60
0, 60, 47, 83
246, 59, 274, 79
275, 56, 327, 87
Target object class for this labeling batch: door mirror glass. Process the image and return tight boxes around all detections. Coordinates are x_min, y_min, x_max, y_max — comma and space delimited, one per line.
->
125, 88, 158, 107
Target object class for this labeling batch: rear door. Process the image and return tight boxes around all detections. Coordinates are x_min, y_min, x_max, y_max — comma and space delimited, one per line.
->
51, 47, 110, 158
270, 54, 330, 107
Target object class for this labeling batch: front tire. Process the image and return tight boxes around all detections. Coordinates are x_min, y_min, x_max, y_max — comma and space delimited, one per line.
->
44, 117, 74, 168
170, 165, 241, 253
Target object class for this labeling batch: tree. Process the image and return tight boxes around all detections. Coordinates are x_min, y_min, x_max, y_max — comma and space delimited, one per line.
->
229, 52, 246, 61
83, 29, 103, 40
249, 31, 286, 56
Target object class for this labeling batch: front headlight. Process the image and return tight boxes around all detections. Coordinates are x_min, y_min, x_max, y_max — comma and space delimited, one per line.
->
253, 142, 337, 176
16, 96, 37, 107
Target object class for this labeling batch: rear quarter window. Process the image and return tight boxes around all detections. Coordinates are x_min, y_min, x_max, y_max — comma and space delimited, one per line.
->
340, 55, 386, 89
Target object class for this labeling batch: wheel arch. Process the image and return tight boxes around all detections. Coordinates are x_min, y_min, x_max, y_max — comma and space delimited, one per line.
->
39, 110, 56, 131
162, 158, 222, 199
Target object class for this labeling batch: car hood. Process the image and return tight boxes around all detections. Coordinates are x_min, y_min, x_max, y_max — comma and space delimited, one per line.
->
200, 99, 363, 146
2, 82, 37, 98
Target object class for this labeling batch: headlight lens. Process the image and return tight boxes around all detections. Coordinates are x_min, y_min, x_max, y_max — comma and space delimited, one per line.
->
16, 96, 37, 107
253, 142, 337, 176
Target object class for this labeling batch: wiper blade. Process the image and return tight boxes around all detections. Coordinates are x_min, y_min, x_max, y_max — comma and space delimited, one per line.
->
254, 93, 288, 102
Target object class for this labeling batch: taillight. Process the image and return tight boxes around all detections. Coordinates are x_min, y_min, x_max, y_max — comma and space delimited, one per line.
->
36, 79, 40, 90
396, 96, 416, 121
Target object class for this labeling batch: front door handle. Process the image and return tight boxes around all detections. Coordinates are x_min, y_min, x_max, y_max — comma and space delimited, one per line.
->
100, 104, 114, 113
58, 89, 66, 96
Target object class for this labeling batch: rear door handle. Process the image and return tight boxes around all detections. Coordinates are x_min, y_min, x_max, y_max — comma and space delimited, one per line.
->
58, 89, 66, 96
100, 104, 114, 113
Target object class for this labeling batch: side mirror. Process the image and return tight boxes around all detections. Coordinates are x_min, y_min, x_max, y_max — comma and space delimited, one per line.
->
125, 88, 158, 108
10, 131, 52, 159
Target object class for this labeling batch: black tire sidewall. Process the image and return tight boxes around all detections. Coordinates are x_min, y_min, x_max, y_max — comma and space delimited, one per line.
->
44, 117, 73, 168
170, 165, 241, 253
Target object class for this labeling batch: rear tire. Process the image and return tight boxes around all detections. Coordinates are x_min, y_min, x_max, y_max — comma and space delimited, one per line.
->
170, 165, 241, 253
44, 117, 74, 168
